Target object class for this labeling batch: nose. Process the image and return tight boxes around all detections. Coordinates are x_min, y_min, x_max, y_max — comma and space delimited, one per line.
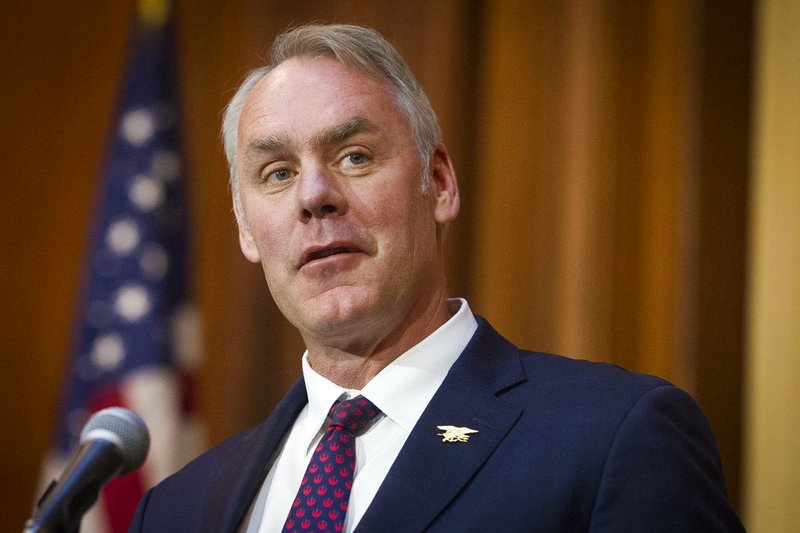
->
295, 164, 347, 221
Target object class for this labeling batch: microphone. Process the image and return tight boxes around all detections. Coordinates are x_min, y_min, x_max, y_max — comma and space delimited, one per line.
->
25, 407, 150, 532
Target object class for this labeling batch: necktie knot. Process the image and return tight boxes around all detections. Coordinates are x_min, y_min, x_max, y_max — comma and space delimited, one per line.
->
283, 395, 382, 532
328, 395, 381, 437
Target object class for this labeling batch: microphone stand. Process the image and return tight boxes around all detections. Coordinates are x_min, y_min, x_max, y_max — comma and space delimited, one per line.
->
24, 440, 124, 533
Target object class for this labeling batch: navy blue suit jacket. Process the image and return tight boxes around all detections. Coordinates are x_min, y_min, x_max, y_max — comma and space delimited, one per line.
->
130, 317, 743, 531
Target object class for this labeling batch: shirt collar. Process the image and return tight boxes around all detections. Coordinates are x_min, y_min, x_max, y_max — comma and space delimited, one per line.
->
301, 298, 478, 435
299, 355, 354, 447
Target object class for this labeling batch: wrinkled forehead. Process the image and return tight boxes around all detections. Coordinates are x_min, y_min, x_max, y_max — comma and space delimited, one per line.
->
237, 57, 410, 151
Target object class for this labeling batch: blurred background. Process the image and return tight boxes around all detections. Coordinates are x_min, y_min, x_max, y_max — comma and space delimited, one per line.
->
1, 0, 797, 531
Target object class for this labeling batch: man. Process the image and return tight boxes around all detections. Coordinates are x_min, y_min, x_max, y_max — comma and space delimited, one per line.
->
131, 24, 743, 532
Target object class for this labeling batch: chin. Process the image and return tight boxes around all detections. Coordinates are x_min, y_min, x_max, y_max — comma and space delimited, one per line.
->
294, 292, 377, 335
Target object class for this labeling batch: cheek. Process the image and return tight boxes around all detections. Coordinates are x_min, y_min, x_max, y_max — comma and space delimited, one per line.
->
372, 195, 438, 263
256, 226, 292, 264
245, 208, 294, 267
351, 173, 429, 222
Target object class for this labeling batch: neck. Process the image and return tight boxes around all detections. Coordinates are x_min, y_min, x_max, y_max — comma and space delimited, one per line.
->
304, 292, 454, 389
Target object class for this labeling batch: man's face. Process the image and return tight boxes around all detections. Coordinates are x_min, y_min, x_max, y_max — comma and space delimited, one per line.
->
235, 57, 458, 350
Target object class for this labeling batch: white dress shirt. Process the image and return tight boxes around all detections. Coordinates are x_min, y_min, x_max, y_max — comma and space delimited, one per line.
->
243, 299, 477, 532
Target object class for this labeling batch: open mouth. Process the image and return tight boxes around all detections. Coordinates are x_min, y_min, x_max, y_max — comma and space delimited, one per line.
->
301, 245, 361, 267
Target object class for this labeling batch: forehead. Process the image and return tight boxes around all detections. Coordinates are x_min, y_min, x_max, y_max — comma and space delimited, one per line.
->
238, 57, 410, 148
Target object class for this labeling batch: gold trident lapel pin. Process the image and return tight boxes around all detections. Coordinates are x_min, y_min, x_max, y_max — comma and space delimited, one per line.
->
437, 425, 479, 443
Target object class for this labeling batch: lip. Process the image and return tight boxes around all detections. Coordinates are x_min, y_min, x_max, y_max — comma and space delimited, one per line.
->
299, 242, 365, 268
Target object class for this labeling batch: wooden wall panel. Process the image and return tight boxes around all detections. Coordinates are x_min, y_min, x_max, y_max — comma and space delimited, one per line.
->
469, 0, 749, 507
745, 0, 800, 529
0, 2, 135, 525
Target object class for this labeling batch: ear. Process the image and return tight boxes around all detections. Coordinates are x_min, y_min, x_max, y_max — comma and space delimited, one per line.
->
236, 210, 261, 263
429, 144, 460, 225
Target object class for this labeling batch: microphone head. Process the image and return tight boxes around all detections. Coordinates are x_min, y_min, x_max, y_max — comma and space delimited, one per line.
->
80, 407, 150, 474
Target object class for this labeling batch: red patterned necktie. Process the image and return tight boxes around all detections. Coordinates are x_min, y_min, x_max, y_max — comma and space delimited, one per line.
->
283, 395, 381, 533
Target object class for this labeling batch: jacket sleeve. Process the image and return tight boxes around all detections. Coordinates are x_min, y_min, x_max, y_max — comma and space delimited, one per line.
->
588, 385, 744, 532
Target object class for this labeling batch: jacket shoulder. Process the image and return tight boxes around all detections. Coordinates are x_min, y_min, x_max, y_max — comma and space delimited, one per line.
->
466, 315, 671, 401
130, 379, 308, 531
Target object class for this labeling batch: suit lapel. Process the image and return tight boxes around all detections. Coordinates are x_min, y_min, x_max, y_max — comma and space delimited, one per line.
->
356, 319, 525, 532
204, 379, 308, 531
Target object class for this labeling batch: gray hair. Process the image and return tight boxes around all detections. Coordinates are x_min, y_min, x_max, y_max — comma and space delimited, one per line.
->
222, 24, 442, 222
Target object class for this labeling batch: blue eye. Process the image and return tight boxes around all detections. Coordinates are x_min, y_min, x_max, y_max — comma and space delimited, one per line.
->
271, 168, 291, 181
345, 153, 366, 165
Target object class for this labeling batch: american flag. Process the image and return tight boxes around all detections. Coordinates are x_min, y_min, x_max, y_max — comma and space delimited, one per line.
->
40, 1, 203, 531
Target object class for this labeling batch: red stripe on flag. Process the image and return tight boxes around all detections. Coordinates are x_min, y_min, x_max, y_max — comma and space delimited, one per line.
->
87, 384, 126, 413
102, 468, 145, 533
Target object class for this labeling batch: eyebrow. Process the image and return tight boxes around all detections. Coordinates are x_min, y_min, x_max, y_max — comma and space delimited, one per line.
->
245, 116, 380, 158
247, 132, 294, 157
313, 116, 380, 148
